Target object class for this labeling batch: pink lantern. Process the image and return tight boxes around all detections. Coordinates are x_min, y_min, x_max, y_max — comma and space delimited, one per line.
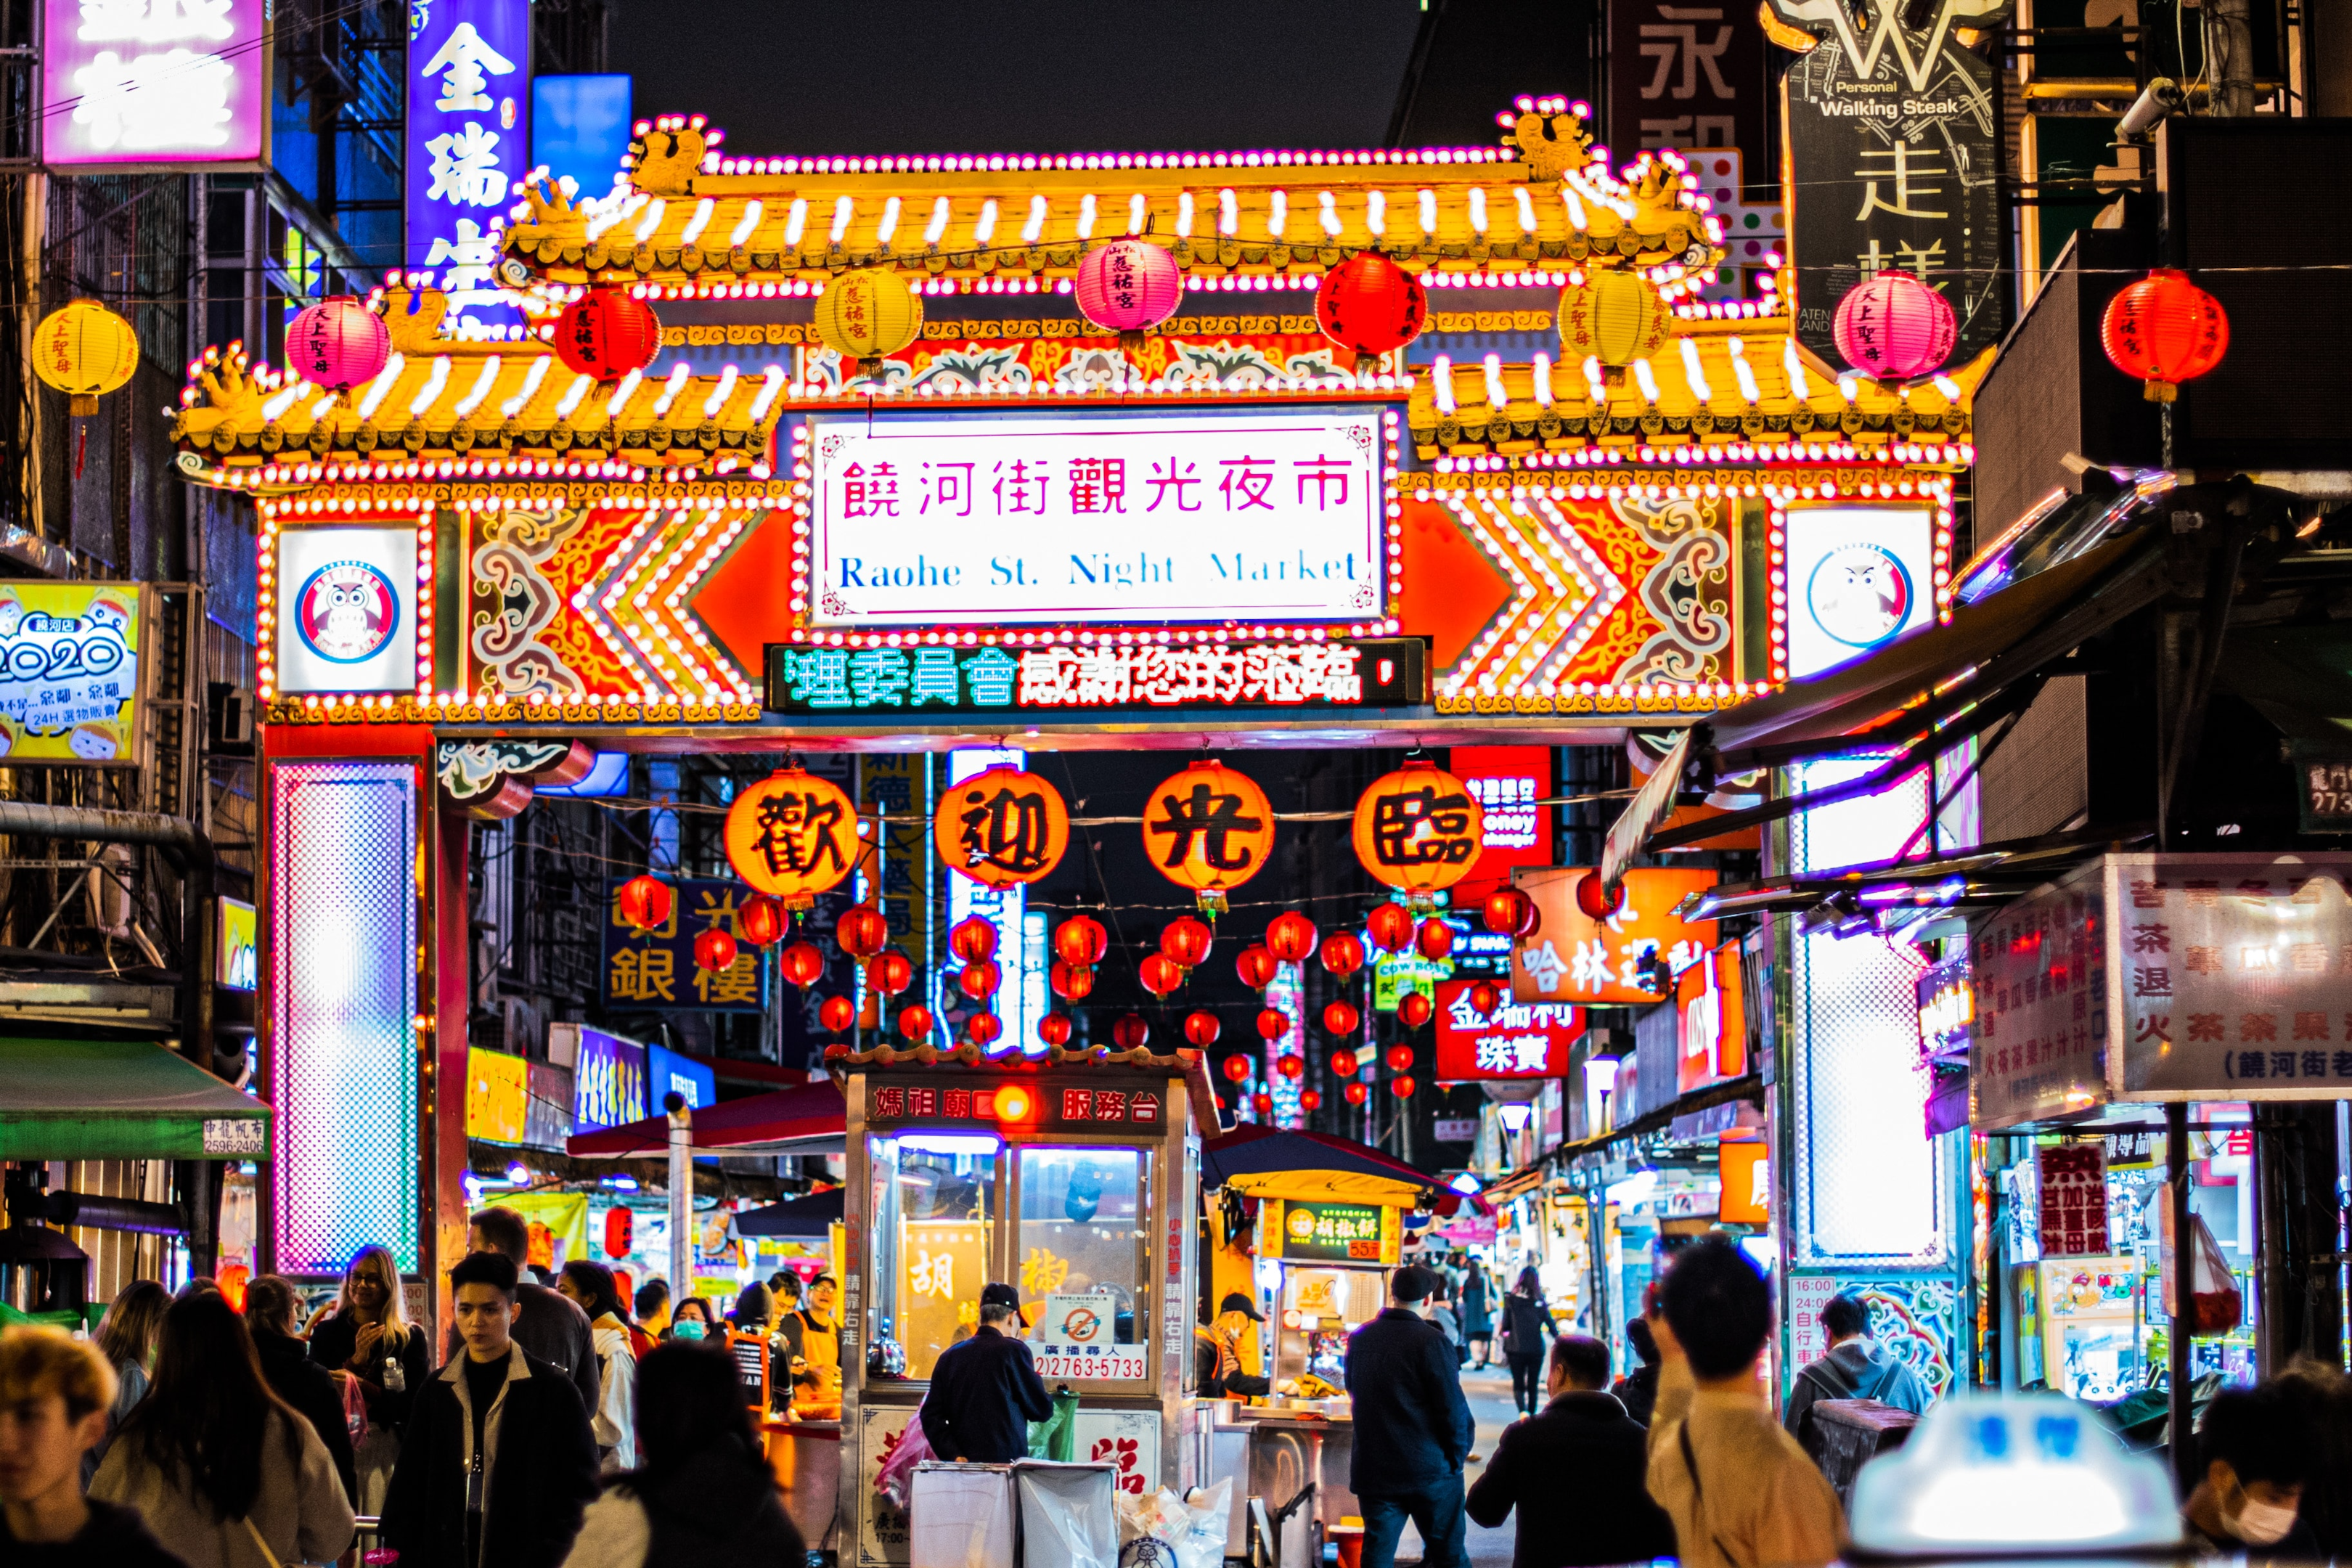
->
285, 296, 391, 392
1073, 240, 1182, 353
1832, 271, 1956, 381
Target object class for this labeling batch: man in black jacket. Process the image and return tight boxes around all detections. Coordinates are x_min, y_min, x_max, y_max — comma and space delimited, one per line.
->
1468, 1334, 1675, 1567
444, 1206, 600, 1419
919, 1283, 1054, 1463
382, 1251, 600, 1568
1346, 1264, 1475, 1568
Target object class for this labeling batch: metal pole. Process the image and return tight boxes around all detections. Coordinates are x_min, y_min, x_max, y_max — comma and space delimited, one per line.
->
2168, 1101, 2197, 1498
666, 1093, 692, 1302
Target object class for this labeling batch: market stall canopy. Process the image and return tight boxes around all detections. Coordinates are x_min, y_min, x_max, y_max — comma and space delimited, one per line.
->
565, 1079, 846, 1159
1201, 1124, 1493, 1216
735, 1186, 844, 1238
0, 1037, 269, 1161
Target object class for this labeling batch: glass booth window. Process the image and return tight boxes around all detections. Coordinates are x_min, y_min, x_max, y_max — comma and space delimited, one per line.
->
867, 1135, 997, 1381
1016, 1146, 1153, 1381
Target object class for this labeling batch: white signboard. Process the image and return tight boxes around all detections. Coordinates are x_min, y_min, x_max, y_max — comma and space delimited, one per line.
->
804, 407, 1385, 627
273, 527, 420, 695
1032, 1291, 1145, 1381
1780, 504, 1936, 679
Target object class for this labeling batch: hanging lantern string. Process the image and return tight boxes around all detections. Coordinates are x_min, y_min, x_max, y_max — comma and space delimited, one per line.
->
571, 785, 1638, 827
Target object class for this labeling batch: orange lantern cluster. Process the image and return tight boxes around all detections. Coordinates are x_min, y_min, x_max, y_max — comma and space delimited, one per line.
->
1053, 915, 1107, 1002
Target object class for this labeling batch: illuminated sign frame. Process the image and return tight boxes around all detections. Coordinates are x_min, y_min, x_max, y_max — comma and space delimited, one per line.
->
1267, 1198, 1400, 1265
1771, 498, 1951, 682
406, 0, 531, 339
41, 0, 271, 171
1432, 978, 1585, 1081
0, 582, 145, 765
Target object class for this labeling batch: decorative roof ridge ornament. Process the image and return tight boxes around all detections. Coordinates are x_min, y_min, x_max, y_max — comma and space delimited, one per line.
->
1498, 96, 1594, 184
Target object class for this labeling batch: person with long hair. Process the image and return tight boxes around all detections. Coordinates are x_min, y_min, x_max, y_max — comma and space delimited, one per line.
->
1498, 1265, 1556, 1418
560, 1339, 804, 1567
89, 1291, 354, 1568
308, 1243, 429, 1511
241, 1275, 356, 1503
82, 1280, 166, 1487
558, 1261, 639, 1473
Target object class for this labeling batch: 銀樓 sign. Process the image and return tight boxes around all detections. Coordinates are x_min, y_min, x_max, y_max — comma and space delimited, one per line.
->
801, 407, 1386, 627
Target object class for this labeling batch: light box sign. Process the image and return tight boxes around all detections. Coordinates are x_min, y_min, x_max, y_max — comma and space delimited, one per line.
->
216, 895, 256, 990
467, 1046, 529, 1143
1675, 943, 1747, 1093
273, 527, 419, 695
1270, 1199, 1398, 1265
1450, 745, 1553, 902
1781, 505, 1937, 679
599, 876, 769, 1013
531, 73, 631, 198
571, 1026, 648, 1132
407, 0, 531, 338
0, 584, 140, 762
1511, 865, 1720, 1005
646, 1042, 716, 1111
801, 407, 1386, 627
1433, 979, 1583, 1080
43, 0, 269, 169
767, 637, 1423, 718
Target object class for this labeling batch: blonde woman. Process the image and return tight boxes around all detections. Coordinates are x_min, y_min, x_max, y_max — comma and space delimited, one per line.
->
81, 1279, 167, 1487
307, 1244, 428, 1511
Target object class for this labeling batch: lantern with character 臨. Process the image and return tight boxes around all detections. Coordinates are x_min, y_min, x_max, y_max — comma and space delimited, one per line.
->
1352, 759, 1485, 910
934, 765, 1069, 888
724, 767, 862, 910
1143, 759, 1275, 914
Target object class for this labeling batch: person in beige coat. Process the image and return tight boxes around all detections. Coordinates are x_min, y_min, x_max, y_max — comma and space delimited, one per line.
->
90, 1291, 354, 1568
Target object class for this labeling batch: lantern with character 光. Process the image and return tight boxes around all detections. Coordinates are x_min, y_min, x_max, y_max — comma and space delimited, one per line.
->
1144, 759, 1276, 914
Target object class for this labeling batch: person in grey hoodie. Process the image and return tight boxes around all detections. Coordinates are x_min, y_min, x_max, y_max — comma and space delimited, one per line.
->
1782, 1290, 1931, 1462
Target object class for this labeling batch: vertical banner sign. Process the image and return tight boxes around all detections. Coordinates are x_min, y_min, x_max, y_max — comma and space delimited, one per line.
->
947, 748, 1032, 1055
2036, 1143, 2110, 1257
1449, 746, 1553, 905
407, 0, 531, 338
1768, 0, 2010, 366
42, 0, 269, 168
1609, 0, 1767, 166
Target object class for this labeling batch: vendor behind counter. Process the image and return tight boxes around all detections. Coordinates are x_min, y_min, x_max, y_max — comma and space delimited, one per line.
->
1194, 1292, 1270, 1398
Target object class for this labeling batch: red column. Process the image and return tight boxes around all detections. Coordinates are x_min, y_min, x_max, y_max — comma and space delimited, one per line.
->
428, 799, 470, 1337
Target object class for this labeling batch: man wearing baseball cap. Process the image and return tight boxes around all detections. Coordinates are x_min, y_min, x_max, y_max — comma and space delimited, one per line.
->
918, 1283, 1054, 1463
1347, 1263, 1475, 1568
1193, 1293, 1270, 1400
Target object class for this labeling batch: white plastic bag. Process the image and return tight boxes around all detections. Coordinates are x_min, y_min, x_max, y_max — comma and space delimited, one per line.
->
1114, 1479, 1233, 1568
1015, 1461, 1119, 1568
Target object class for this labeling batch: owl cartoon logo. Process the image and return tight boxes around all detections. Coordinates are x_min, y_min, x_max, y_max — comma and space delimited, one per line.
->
1805, 543, 1914, 652
295, 560, 400, 664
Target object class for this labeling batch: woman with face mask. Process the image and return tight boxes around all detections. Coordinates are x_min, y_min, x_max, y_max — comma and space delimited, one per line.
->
2181, 1385, 2319, 1556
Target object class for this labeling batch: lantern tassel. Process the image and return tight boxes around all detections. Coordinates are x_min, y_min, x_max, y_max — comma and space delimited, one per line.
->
856, 355, 883, 380
70, 393, 96, 418
73, 421, 86, 480
1119, 327, 1146, 356
1353, 350, 1381, 376
2144, 378, 2179, 404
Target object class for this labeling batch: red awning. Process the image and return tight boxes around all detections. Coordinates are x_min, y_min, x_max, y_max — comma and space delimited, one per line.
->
565, 1079, 846, 1159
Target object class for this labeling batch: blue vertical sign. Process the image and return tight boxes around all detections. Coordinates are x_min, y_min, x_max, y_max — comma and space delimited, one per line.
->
407, 0, 531, 339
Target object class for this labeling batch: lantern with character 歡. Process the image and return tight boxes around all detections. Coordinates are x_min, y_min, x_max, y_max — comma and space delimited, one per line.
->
1352, 759, 1485, 910
1143, 759, 1276, 914
723, 767, 862, 909
934, 765, 1069, 888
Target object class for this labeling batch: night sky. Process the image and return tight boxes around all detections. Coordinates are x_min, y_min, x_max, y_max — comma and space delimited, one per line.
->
610, 0, 1429, 157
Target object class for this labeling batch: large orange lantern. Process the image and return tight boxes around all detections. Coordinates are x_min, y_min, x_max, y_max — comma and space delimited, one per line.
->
1352, 759, 1485, 907
724, 767, 862, 908
1144, 759, 1275, 913
934, 764, 1069, 887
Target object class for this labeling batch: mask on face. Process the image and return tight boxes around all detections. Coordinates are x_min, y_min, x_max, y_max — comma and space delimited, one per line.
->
673, 1319, 706, 1340
2226, 1487, 2301, 1546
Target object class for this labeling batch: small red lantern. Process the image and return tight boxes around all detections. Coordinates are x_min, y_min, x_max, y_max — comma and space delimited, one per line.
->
836, 905, 890, 958
1319, 931, 1366, 979
967, 1013, 1002, 1048
617, 873, 673, 934
1300, 1088, 1323, 1112
1575, 873, 1625, 920
2102, 268, 2229, 402
1256, 1008, 1291, 1041
1322, 1000, 1360, 1037
958, 959, 1002, 1000
897, 1003, 934, 1042
1038, 1012, 1074, 1048
738, 894, 788, 947
1392, 1074, 1417, 1100
1184, 1010, 1222, 1048
604, 1205, 633, 1259
1315, 251, 1429, 373
818, 995, 854, 1032
780, 941, 825, 988
693, 927, 738, 972
1468, 980, 1501, 1015
1236, 944, 1278, 991
949, 915, 997, 964
1050, 961, 1095, 1002
1482, 886, 1540, 939
1385, 1043, 1416, 1071
1139, 953, 1186, 998
868, 950, 914, 996
553, 287, 663, 383
1331, 1048, 1360, 1076
1415, 919, 1455, 961
1055, 915, 1109, 966
1276, 1054, 1305, 1080
1113, 1013, 1151, 1052
1253, 1092, 1275, 1115
1344, 1081, 1369, 1106
1398, 992, 1434, 1029
1160, 916, 1213, 970
1222, 1052, 1253, 1082
1365, 902, 1414, 952
1265, 912, 1318, 964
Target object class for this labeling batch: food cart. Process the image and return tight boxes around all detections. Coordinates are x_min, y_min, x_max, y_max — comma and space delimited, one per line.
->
834, 1045, 1209, 1567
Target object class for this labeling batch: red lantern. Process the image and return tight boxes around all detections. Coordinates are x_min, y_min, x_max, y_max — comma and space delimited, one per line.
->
1366, 902, 1414, 952
553, 287, 663, 383
738, 894, 788, 947
1574, 873, 1625, 920
958, 959, 1002, 1000
1386, 1044, 1416, 1071
897, 1004, 933, 1042
1315, 251, 1429, 372
2102, 268, 2229, 402
1391, 1074, 1417, 1100
693, 927, 738, 972
1256, 1008, 1291, 1041
1415, 919, 1455, 961
1320, 931, 1366, 980
1222, 1052, 1252, 1082
1160, 916, 1213, 970
1050, 961, 1095, 1002
617, 873, 673, 934
1300, 1088, 1323, 1112
1184, 1010, 1222, 1048
1468, 980, 1501, 1015
604, 1205, 633, 1259
949, 915, 997, 964
1265, 912, 1318, 964
1276, 1054, 1305, 1080
819, 995, 854, 1032
868, 950, 914, 996
1398, 992, 1434, 1029
836, 905, 890, 958
1331, 1048, 1360, 1076
1139, 953, 1186, 998
1253, 1092, 1275, 1115
1113, 1013, 1151, 1051
967, 1013, 1002, 1048
1344, 1080, 1369, 1106
780, 941, 825, 988
1055, 915, 1109, 966
1038, 1012, 1074, 1048
1482, 886, 1539, 939
1322, 1000, 1360, 1037
1236, 944, 1278, 991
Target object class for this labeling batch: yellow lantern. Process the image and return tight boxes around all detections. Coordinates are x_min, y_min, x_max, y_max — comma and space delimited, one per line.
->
812, 268, 923, 377
1557, 271, 1670, 383
33, 299, 139, 415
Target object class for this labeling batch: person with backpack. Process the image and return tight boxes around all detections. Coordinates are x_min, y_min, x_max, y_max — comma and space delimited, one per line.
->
1781, 1291, 1930, 1463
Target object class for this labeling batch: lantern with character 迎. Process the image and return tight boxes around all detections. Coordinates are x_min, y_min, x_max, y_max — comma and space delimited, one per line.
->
934, 765, 1069, 888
